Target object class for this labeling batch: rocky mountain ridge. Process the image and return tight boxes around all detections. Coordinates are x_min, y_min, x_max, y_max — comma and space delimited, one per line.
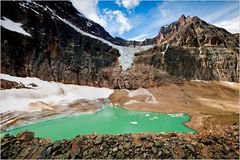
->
153, 15, 239, 48
131, 15, 239, 82
1, 1, 239, 89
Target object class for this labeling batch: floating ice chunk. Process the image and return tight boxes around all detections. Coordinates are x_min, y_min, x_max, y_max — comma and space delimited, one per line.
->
149, 116, 159, 120
168, 113, 184, 117
130, 121, 138, 125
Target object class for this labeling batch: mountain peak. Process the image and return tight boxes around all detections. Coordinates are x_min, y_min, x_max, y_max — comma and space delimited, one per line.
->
154, 15, 238, 47
178, 14, 186, 21
177, 14, 187, 25
191, 16, 202, 22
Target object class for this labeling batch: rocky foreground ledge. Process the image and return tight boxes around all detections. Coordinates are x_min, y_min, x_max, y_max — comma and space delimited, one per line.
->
1, 125, 239, 159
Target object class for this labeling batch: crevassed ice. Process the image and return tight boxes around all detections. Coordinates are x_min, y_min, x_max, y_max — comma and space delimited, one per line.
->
116, 45, 153, 70
0, 17, 32, 37
0, 74, 113, 113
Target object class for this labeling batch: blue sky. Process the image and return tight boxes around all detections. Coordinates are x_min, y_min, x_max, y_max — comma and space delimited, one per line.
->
70, 0, 239, 41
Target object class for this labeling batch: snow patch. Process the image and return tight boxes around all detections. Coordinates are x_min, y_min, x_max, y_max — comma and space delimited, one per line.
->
31, 8, 40, 15
191, 79, 209, 83
124, 100, 140, 105
161, 43, 169, 55
87, 21, 92, 27
0, 74, 113, 113
32, 1, 44, 9
128, 88, 158, 104
222, 81, 237, 86
19, 2, 30, 9
0, 17, 32, 37
46, 6, 54, 14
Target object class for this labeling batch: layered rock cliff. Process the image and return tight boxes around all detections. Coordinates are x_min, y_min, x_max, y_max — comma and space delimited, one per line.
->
132, 45, 239, 82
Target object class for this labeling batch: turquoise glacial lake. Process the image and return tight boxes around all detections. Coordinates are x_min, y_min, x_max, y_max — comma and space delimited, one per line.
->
2, 106, 195, 141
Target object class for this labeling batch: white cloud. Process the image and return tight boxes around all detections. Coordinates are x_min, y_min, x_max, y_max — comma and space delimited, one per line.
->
214, 16, 240, 33
160, 9, 170, 18
115, 0, 121, 6
70, 0, 132, 35
128, 33, 149, 41
115, 0, 140, 10
103, 9, 133, 35
70, 0, 106, 27
204, 4, 238, 23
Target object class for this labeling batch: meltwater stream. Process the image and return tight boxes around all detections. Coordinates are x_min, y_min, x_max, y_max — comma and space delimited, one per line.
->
2, 107, 195, 141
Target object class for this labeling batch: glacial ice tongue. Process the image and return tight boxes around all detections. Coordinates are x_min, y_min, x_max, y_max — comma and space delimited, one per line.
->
55, 14, 154, 71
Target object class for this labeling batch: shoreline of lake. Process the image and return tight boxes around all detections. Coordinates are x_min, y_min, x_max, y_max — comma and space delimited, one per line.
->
1, 106, 195, 141
1, 124, 238, 159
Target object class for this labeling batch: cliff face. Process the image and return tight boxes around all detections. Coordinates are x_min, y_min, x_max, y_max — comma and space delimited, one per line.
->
132, 45, 239, 82
1, 1, 122, 88
164, 46, 239, 81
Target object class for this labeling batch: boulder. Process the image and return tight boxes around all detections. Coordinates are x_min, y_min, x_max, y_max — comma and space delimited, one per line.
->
16, 131, 34, 141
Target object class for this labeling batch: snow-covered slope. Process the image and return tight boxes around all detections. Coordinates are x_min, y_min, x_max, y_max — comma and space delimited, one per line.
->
0, 17, 31, 37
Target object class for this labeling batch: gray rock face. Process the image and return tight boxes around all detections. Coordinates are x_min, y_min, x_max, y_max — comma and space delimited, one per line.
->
0, 79, 25, 90
164, 46, 239, 82
132, 45, 239, 82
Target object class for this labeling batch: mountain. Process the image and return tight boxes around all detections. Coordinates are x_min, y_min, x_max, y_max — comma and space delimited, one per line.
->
131, 15, 239, 82
1, 0, 124, 88
153, 15, 238, 48
1, 1, 239, 89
